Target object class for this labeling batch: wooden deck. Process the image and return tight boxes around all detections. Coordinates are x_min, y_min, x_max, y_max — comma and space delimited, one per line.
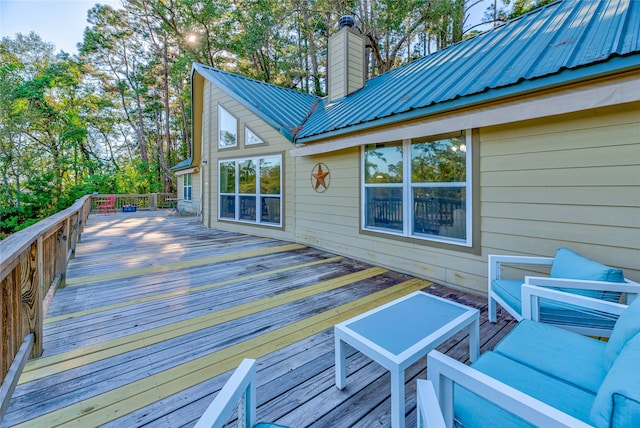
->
2, 211, 516, 428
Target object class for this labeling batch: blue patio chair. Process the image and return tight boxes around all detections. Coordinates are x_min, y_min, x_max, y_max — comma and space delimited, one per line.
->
419, 293, 640, 428
194, 359, 290, 428
488, 247, 640, 337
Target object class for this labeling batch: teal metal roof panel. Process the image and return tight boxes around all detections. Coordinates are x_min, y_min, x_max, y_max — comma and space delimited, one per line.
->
193, 64, 320, 141
296, 0, 640, 142
171, 157, 192, 171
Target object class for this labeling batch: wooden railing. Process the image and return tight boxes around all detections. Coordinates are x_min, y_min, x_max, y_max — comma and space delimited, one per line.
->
89, 193, 175, 213
367, 196, 464, 234
0, 195, 91, 419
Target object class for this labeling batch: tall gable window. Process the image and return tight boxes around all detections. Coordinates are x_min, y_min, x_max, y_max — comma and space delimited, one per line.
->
219, 154, 282, 226
218, 105, 237, 148
362, 131, 472, 246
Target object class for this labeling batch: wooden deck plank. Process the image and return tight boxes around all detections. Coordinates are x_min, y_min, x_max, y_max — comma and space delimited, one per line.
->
15, 279, 432, 427
22, 267, 390, 382
45, 255, 345, 324
65, 242, 305, 287
1, 212, 515, 428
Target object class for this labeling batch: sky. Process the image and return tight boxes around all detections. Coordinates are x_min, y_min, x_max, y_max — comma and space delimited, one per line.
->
0, 0, 122, 53
1, 0, 493, 55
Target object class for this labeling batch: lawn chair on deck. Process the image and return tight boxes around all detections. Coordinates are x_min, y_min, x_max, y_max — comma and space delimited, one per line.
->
96, 194, 117, 215
195, 359, 290, 428
488, 247, 640, 337
418, 292, 640, 428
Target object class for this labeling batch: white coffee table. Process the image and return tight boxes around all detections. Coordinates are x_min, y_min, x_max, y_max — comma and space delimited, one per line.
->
334, 291, 479, 428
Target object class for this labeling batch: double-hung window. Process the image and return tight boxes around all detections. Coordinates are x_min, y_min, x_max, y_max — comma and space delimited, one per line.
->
219, 155, 282, 226
183, 173, 192, 201
362, 131, 472, 246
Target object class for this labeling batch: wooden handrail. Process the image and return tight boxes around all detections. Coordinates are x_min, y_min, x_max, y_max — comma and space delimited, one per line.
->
0, 194, 91, 420
90, 193, 175, 212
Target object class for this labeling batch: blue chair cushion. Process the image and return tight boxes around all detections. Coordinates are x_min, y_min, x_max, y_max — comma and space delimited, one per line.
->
492, 279, 618, 330
494, 320, 607, 393
605, 297, 640, 368
492, 279, 524, 314
455, 352, 595, 428
590, 332, 640, 428
551, 248, 624, 282
550, 248, 624, 306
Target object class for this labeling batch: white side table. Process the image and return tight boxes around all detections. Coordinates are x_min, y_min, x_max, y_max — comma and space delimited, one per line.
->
334, 291, 479, 428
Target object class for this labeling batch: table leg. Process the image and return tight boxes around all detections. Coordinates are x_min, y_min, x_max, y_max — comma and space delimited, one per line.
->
390, 369, 405, 428
335, 334, 346, 390
469, 316, 480, 362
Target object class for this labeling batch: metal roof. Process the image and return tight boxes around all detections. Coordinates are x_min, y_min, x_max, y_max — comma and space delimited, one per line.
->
296, 0, 640, 142
170, 157, 192, 171
192, 64, 320, 141
190, 0, 640, 148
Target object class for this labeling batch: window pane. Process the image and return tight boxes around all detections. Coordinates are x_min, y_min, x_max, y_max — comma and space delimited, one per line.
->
246, 127, 263, 145
220, 195, 235, 219
413, 187, 466, 239
239, 160, 256, 194
260, 157, 281, 195
364, 143, 403, 184
365, 187, 403, 231
411, 136, 466, 183
261, 196, 280, 224
219, 106, 237, 148
239, 195, 256, 220
220, 161, 236, 193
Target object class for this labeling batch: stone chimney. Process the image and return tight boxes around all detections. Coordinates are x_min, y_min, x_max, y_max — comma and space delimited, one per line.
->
328, 16, 366, 102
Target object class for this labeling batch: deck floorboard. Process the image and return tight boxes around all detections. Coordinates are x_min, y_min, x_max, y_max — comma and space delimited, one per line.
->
2, 211, 515, 428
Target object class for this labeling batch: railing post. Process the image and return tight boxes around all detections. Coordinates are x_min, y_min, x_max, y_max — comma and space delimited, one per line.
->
65, 217, 72, 260
150, 193, 158, 211
56, 227, 67, 289
24, 240, 43, 358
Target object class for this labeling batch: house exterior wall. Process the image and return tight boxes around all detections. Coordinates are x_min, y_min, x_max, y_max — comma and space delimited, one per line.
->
292, 101, 640, 294
480, 101, 639, 281
200, 80, 296, 241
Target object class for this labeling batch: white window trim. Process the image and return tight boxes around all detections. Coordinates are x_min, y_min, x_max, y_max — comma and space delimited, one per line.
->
361, 130, 472, 247
218, 154, 282, 227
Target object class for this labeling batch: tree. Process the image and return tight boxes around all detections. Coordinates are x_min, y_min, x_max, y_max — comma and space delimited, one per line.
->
0, 33, 103, 234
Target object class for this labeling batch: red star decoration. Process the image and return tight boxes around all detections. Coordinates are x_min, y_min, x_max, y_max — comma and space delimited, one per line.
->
312, 164, 330, 191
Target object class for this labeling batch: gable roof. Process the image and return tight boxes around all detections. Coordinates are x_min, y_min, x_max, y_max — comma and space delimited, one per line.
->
190, 0, 640, 149
192, 64, 320, 141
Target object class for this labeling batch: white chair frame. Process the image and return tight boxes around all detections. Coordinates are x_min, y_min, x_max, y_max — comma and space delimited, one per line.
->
195, 359, 257, 428
488, 254, 640, 337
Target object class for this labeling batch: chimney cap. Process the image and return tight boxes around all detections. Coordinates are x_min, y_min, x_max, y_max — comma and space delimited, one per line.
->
338, 16, 355, 29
